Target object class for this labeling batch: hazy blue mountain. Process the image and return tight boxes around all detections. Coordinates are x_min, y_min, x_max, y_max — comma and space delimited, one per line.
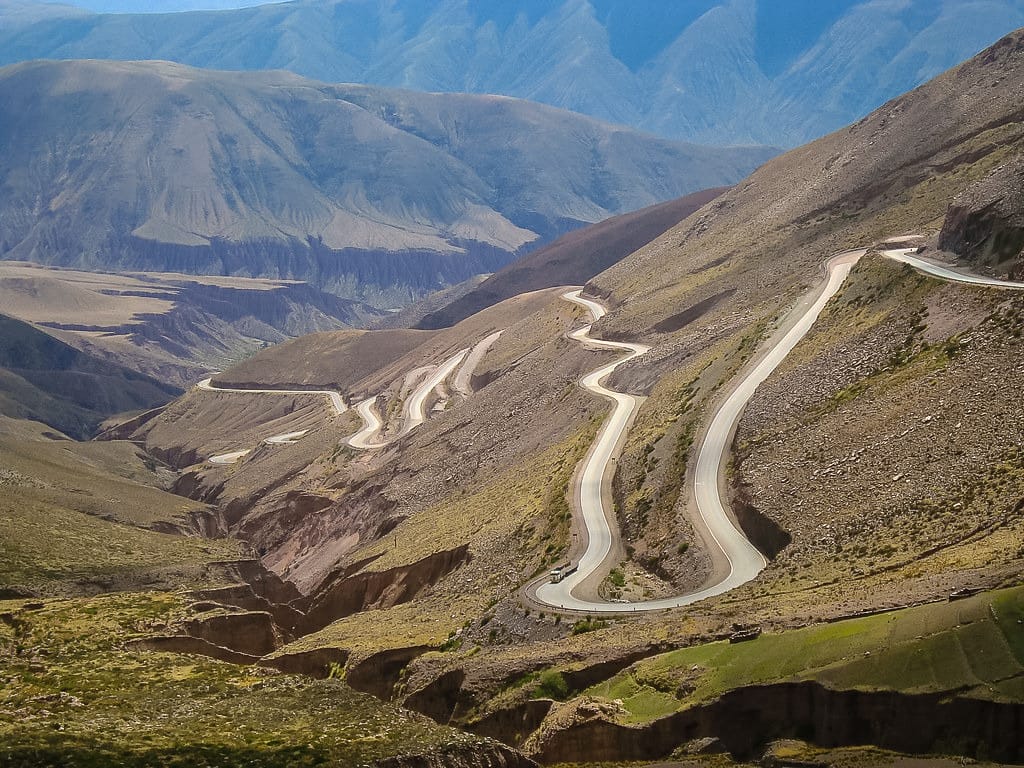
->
72, 1, 263, 11
2, 0, 1023, 145
0, 60, 773, 305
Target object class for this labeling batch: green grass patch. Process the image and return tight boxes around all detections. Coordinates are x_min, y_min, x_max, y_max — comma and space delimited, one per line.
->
571, 618, 610, 635
531, 670, 569, 700
585, 587, 1024, 723
587, 672, 680, 723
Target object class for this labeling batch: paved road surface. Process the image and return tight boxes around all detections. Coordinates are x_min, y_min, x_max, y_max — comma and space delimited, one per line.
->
209, 448, 252, 465
884, 247, 1024, 289
453, 331, 503, 398
197, 378, 347, 415
535, 290, 650, 610
263, 430, 309, 445
347, 397, 387, 449
402, 348, 470, 431
199, 343, 485, 460
349, 347, 473, 449
534, 244, 1023, 613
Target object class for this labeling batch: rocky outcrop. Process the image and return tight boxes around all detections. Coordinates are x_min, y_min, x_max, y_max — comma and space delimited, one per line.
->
189, 583, 304, 632
403, 669, 468, 724
371, 742, 537, 768
150, 507, 226, 538
940, 156, 1024, 278
183, 611, 280, 657
346, 646, 436, 700
730, 483, 792, 560
129, 635, 259, 665
530, 681, 1024, 764
260, 647, 350, 679
560, 652, 655, 693
464, 700, 554, 749
231, 558, 303, 604
300, 546, 471, 634
93, 405, 166, 441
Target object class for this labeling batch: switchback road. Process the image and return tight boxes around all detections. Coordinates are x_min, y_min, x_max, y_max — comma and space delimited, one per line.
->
532, 244, 1024, 612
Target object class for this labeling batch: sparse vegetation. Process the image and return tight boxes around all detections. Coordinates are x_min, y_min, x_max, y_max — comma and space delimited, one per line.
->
571, 618, 610, 635
0, 594, 479, 765
531, 669, 569, 700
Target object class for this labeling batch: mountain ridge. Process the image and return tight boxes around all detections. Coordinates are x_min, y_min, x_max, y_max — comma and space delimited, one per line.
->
2, 0, 1023, 146
0, 58, 773, 305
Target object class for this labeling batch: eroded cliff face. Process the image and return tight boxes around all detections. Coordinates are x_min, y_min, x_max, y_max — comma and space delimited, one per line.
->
300, 546, 471, 634
940, 155, 1024, 278
371, 742, 537, 768
528, 682, 1024, 764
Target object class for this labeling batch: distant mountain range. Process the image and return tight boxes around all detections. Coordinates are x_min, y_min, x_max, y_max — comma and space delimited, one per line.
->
1, 0, 1023, 146
0, 59, 772, 305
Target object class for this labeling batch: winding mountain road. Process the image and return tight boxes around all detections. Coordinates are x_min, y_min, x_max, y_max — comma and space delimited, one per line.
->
534, 291, 650, 610
195, 242, 1021, 604
347, 346, 471, 449
347, 396, 387, 450
199, 345, 482, 461
454, 331, 503, 398
199, 378, 346, 464
533, 245, 1024, 613
197, 378, 347, 415
885, 248, 1024, 289
402, 348, 470, 432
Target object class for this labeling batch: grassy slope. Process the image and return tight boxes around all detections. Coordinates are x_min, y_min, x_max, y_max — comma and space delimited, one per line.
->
281, 422, 599, 658
0, 593, 492, 766
585, 587, 1024, 724
0, 422, 243, 595
0, 410, 519, 765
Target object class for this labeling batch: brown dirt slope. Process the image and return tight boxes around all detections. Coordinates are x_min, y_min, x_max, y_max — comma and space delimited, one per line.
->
211, 287, 564, 398
416, 188, 728, 330
212, 329, 434, 394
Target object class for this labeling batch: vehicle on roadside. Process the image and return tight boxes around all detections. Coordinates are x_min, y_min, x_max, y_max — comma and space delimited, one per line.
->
549, 562, 579, 583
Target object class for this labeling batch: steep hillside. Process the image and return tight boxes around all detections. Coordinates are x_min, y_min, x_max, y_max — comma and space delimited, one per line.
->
0, 59, 773, 306
0, 417, 532, 767
415, 187, 727, 329
1, 0, 1023, 145
581, 27, 1024, 606
0, 314, 180, 439
940, 153, 1024, 278
110, 27, 1024, 754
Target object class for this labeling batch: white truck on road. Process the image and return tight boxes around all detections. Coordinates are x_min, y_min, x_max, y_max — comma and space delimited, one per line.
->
549, 562, 578, 583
